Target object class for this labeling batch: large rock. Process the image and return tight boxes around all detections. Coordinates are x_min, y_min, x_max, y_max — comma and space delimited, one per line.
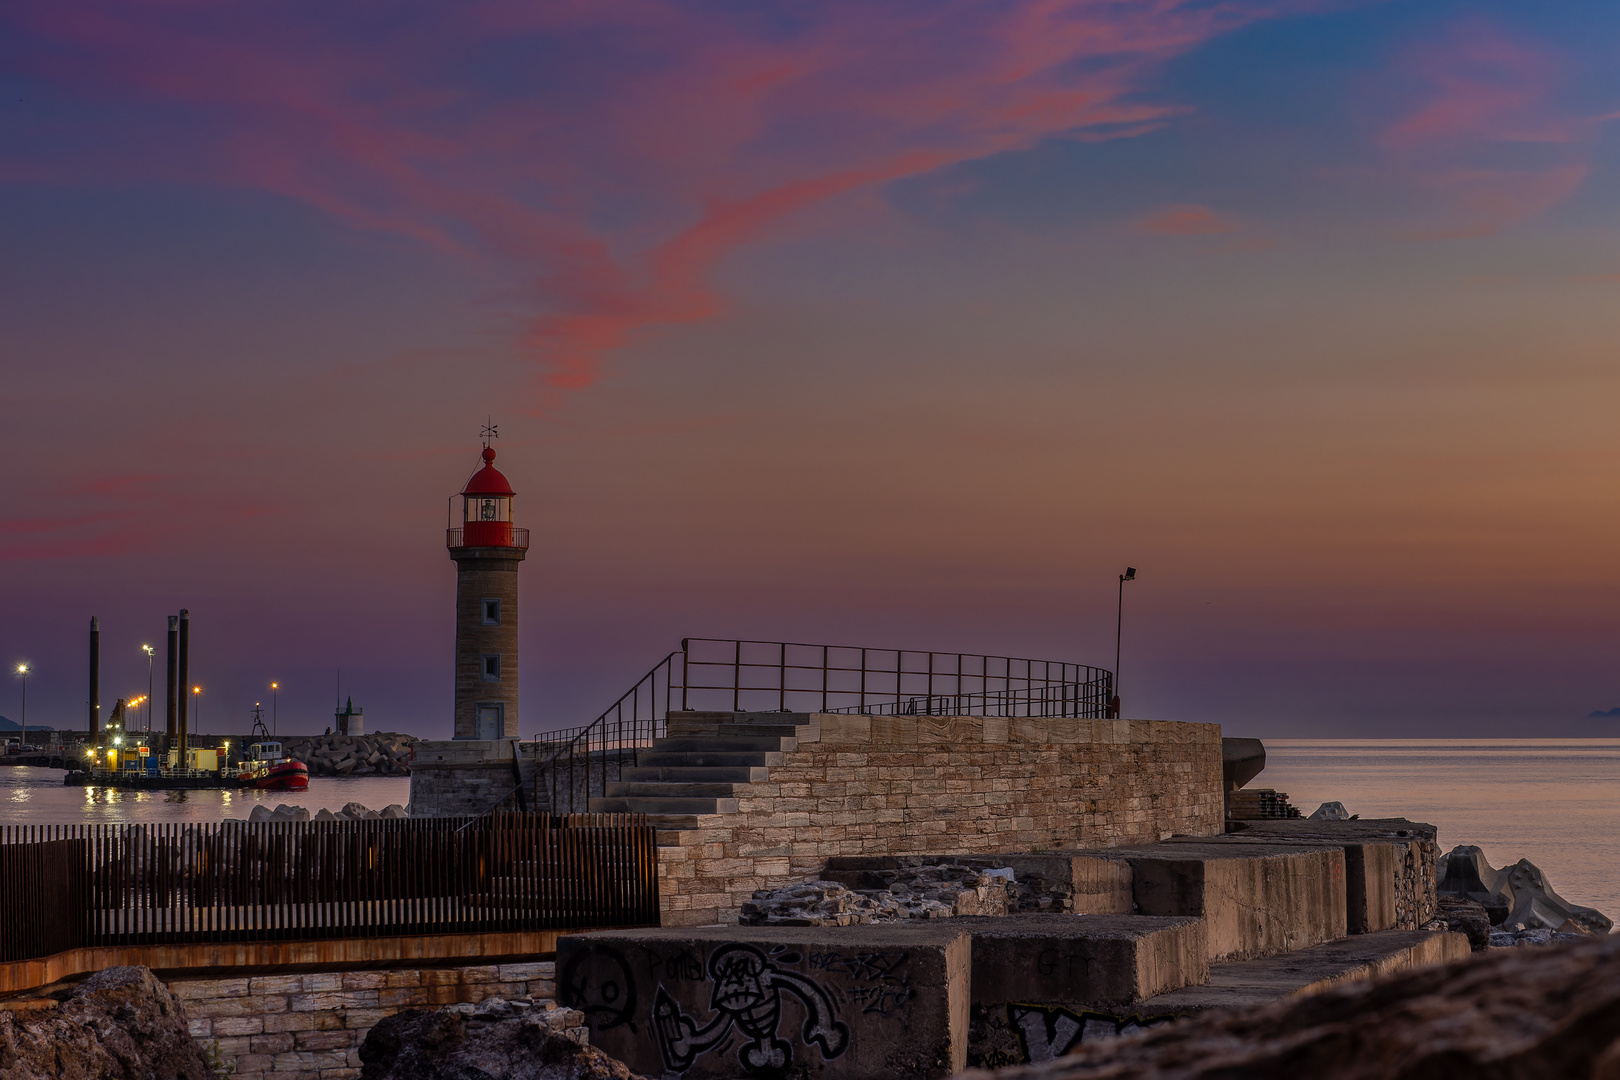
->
961, 933, 1620, 1080
1437, 845, 1611, 934
0, 966, 211, 1080
358, 999, 640, 1080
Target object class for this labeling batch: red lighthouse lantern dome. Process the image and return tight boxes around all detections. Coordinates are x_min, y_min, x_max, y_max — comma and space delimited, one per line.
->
449, 447, 528, 550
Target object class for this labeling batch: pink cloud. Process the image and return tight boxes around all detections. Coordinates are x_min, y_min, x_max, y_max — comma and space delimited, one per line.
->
1378, 20, 1597, 237
1138, 204, 1242, 236
2, 1, 1329, 405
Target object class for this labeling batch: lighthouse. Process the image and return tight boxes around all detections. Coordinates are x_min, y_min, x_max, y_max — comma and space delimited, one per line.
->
448, 441, 528, 739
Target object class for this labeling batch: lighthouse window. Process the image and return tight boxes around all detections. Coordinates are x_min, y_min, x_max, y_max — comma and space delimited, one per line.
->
482, 599, 501, 625
479, 499, 498, 520
481, 654, 501, 681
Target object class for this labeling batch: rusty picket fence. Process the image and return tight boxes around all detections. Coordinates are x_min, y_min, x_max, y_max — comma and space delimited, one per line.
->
0, 813, 657, 963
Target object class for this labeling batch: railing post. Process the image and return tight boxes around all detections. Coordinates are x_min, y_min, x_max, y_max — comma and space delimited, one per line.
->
779, 642, 787, 712
859, 648, 867, 713
734, 639, 742, 713
822, 645, 829, 712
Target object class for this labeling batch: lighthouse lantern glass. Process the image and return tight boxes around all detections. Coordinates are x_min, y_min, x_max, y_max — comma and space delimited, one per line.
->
463, 495, 511, 524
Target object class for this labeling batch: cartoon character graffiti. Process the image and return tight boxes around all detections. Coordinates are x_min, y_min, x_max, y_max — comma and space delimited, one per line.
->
653, 943, 850, 1078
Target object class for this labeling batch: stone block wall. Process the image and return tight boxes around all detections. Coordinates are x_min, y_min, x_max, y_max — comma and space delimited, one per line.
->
659, 714, 1223, 927
171, 960, 555, 1079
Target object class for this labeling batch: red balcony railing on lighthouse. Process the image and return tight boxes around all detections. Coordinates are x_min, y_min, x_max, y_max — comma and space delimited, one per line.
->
447, 525, 530, 549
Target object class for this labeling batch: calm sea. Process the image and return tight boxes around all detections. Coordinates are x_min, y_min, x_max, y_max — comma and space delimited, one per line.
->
0, 765, 410, 823
1265, 740, 1620, 923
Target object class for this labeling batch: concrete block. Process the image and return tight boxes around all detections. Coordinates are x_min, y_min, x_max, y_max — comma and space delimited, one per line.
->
559, 924, 971, 1079
955, 915, 1206, 1069
1121, 843, 1347, 961
1346, 841, 1397, 934
1134, 929, 1470, 1017
1069, 855, 1134, 915
962, 915, 1208, 1009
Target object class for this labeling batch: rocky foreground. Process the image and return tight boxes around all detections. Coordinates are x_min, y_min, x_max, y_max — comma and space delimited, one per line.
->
357, 999, 642, 1080
11, 934, 1620, 1079
0, 966, 211, 1080
966, 932, 1620, 1080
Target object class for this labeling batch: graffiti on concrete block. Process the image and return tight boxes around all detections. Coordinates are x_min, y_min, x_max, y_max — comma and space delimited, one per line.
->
808, 950, 914, 1016
653, 943, 851, 1079
559, 943, 638, 1032
1008, 1003, 1179, 1063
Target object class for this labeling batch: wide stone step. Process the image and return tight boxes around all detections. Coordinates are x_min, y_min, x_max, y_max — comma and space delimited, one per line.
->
589, 796, 736, 815
604, 781, 746, 798
1132, 928, 1469, 1018
649, 736, 794, 753
620, 765, 768, 783
632, 750, 782, 768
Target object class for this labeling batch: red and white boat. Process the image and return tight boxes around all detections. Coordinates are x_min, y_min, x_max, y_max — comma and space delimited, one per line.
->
239, 741, 310, 790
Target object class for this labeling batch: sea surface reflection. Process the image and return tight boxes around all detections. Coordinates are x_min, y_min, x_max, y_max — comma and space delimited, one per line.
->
0, 765, 410, 823
1265, 740, 1620, 921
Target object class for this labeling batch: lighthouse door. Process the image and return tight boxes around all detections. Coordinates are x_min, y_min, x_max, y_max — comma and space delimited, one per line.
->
475, 703, 504, 740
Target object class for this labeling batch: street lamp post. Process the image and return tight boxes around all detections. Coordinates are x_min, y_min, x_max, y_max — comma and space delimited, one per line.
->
1112, 567, 1137, 719
14, 664, 29, 751
192, 686, 202, 733
271, 681, 278, 736
142, 645, 155, 733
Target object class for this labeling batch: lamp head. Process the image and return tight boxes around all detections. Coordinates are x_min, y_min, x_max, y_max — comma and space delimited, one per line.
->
141, 644, 154, 656
1122, 567, 1137, 582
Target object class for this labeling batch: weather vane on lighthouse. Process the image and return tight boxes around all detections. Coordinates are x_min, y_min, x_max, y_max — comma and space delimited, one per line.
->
481, 417, 499, 449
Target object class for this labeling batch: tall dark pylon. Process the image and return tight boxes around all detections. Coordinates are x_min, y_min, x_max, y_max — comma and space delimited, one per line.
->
88, 616, 101, 737
166, 615, 179, 744
177, 609, 190, 751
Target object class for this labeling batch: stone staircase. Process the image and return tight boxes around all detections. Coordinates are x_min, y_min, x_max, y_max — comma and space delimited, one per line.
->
586, 712, 804, 832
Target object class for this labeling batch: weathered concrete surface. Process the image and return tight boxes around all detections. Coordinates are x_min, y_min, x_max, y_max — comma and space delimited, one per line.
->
357, 1000, 635, 1080
1133, 929, 1469, 1018
1342, 840, 1396, 934
1071, 857, 1135, 916
960, 916, 1208, 1011
1435, 896, 1493, 951
956, 916, 1207, 1070
1163, 833, 1396, 935
961, 932, 1614, 1080
1223, 818, 1439, 930
1111, 843, 1348, 961
0, 965, 211, 1080
558, 924, 970, 1080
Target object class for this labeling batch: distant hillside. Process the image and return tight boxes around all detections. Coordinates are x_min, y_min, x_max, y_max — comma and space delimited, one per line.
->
0, 716, 55, 732
1588, 707, 1620, 719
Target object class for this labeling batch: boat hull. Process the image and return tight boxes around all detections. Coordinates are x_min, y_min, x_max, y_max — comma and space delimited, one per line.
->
240, 760, 310, 791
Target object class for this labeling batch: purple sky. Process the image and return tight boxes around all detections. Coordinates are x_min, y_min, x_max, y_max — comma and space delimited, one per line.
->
5, 1, 1620, 739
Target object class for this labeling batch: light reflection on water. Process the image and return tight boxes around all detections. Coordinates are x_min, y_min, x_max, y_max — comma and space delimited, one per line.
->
1264, 740, 1620, 920
0, 766, 411, 823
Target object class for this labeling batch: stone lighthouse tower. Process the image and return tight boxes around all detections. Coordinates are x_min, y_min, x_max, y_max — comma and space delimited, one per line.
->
448, 440, 528, 739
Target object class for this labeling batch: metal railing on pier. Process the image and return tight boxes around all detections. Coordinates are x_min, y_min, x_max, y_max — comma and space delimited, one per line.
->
0, 813, 657, 964
532, 638, 1113, 814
